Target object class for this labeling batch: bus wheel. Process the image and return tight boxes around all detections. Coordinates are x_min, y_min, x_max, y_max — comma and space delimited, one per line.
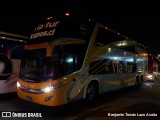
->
135, 76, 142, 88
139, 76, 143, 87
86, 81, 99, 100
135, 76, 140, 88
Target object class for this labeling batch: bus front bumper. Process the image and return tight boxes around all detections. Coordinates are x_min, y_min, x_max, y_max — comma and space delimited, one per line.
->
17, 87, 60, 106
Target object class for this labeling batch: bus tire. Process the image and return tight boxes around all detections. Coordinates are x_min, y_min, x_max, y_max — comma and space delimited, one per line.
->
139, 75, 143, 87
135, 76, 142, 88
86, 81, 99, 100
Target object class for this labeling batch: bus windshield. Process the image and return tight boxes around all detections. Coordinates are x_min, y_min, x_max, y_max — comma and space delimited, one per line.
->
20, 43, 86, 82
20, 47, 61, 82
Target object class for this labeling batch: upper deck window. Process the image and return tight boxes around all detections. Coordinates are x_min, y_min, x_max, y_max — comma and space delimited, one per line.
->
94, 27, 124, 46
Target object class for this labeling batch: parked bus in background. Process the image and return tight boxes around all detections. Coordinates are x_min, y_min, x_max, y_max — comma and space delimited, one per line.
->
0, 31, 26, 94
16, 12, 148, 106
146, 54, 159, 80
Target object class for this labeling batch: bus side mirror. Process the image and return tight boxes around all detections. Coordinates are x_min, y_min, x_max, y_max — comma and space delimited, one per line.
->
7, 49, 11, 59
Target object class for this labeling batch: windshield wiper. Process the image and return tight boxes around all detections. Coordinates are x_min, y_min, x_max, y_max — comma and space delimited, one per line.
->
5, 71, 37, 83
23, 79, 35, 82
19, 71, 43, 82
19, 71, 39, 78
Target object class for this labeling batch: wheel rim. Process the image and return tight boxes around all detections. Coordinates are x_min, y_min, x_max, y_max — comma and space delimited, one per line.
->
135, 80, 139, 86
86, 84, 96, 100
139, 79, 143, 86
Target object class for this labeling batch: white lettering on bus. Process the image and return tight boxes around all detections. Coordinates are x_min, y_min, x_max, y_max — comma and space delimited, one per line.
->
34, 21, 60, 31
118, 63, 123, 73
30, 29, 56, 39
30, 21, 60, 39
111, 60, 134, 73
28, 84, 35, 89
34, 24, 44, 31
22, 82, 35, 89
45, 21, 60, 28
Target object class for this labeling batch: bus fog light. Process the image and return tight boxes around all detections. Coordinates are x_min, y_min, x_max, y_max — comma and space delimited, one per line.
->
45, 96, 55, 102
147, 74, 153, 80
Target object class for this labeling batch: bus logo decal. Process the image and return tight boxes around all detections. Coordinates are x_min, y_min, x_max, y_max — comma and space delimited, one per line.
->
30, 21, 60, 40
89, 59, 136, 75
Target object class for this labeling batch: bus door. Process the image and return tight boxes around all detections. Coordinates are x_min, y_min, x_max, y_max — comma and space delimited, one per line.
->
7, 59, 21, 92
0, 53, 13, 94
7, 46, 24, 93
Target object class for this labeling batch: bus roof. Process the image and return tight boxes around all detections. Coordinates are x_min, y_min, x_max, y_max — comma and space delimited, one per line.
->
0, 31, 27, 43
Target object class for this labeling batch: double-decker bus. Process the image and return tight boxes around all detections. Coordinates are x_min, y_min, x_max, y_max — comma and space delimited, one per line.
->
0, 32, 26, 94
16, 13, 148, 106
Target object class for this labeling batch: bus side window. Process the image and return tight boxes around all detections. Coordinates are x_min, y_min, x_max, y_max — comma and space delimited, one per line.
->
62, 54, 74, 75
94, 27, 124, 47
61, 44, 86, 76
120, 41, 136, 53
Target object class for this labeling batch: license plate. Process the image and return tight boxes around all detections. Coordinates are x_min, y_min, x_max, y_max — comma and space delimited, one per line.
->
26, 96, 33, 101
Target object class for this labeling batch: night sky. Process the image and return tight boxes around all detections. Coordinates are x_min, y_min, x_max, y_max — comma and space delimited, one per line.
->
0, 1, 160, 55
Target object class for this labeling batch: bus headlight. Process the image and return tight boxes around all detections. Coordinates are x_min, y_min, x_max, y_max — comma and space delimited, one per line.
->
41, 86, 54, 93
147, 74, 153, 80
41, 82, 63, 93
17, 81, 21, 88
